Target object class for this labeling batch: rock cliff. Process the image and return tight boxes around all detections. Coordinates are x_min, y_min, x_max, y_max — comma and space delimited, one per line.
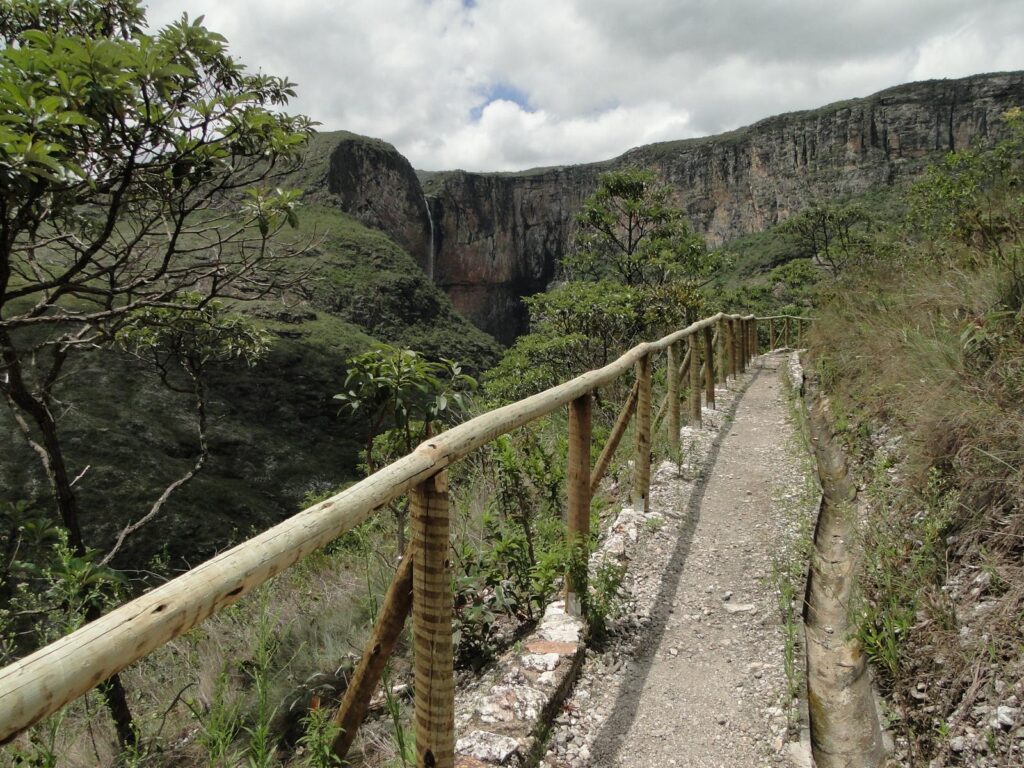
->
320, 72, 1024, 342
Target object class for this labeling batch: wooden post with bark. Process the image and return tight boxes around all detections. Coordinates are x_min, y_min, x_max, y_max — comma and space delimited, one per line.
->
566, 394, 592, 616
688, 333, 701, 426
332, 550, 413, 761
703, 325, 715, 409
715, 324, 726, 385
726, 319, 736, 381
769, 318, 775, 351
666, 342, 681, 452
785, 315, 792, 348
741, 319, 749, 376
652, 347, 691, 433
412, 472, 454, 768
631, 354, 653, 512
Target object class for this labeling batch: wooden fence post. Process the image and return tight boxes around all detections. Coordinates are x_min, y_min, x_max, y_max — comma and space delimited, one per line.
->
566, 394, 592, 616
785, 315, 792, 348
737, 319, 746, 374
715, 323, 726, 385
666, 342, 681, 452
688, 333, 701, 426
703, 325, 715, 409
751, 320, 759, 360
769, 318, 775, 351
412, 472, 454, 768
725, 319, 735, 381
631, 354, 652, 513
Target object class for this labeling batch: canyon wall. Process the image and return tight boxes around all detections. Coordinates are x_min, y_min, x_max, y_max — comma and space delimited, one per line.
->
321, 72, 1024, 343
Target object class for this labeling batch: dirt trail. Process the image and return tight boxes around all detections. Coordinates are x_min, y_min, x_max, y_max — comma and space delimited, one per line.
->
544, 353, 816, 768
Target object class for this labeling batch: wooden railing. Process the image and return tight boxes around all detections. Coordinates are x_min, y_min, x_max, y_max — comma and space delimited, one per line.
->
0, 311, 809, 765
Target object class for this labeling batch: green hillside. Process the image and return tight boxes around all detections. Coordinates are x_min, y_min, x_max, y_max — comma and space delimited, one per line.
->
1, 203, 499, 571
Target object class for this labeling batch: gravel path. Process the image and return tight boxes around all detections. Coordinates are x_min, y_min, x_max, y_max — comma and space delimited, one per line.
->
542, 352, 816, 768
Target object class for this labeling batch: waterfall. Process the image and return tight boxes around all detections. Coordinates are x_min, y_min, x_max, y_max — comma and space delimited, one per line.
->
423, 196, 435, 281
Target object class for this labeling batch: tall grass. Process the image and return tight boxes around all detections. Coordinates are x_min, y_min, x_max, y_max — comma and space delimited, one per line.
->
809, 254, 1024, 762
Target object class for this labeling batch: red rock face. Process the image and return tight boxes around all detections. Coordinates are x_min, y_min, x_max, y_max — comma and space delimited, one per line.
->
326, 73, 1024, 343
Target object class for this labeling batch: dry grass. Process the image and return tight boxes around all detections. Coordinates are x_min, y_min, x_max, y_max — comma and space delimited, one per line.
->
809, 257, 1024, 764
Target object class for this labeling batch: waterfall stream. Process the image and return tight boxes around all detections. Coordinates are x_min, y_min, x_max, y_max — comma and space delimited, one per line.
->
423, 196, 435, 281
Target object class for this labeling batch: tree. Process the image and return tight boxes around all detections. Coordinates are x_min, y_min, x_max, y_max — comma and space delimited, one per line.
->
780, 202, 872, 276
485, 168, 716, 404
908, 107, 1024, 307
484, 279, 699, 403
566, 168, 716, 287
0, 1, 312, 552
334, 345, 476, 559
0, 0, 313, 746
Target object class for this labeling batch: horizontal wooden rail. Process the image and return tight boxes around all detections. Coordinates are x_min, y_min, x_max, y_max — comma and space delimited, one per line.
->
0, 311, 758, 743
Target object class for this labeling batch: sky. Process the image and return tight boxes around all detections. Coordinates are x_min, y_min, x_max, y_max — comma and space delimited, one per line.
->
143, 0, 1024, 172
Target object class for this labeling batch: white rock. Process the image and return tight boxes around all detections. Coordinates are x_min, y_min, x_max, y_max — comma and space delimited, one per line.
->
456, 730, 520, 762
725, 603, 757, 614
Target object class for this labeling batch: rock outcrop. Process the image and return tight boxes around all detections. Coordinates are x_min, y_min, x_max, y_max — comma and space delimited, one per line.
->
319, 72, 1024, 342
321, 132, 434, 273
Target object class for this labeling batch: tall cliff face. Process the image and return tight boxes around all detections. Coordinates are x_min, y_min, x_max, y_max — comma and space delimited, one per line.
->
320, 72, 1024, 343
425, 166, 605, 341
620, 73, 1024, 243
310, 132, 434, 273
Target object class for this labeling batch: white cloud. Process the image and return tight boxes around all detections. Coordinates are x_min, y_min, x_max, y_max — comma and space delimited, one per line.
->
143, 0, 1024, 171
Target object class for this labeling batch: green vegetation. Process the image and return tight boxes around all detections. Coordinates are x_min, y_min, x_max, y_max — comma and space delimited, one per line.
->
487, 168, 718, 403
0, 0, 316, 746
809, 108, 1024, 764
0, 20, 498, 572
334, 345, 476, 557
0, 1, 498, 760
777, 202, 873, 276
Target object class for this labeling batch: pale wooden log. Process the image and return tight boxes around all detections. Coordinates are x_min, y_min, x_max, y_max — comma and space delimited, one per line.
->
331, 548, 413, 761
688, 333, 701, 426
412, 472, 454, 768
785, 315, 792, 348
631, 354, 653, 513
0, 312, 737, 742
666, 342, 681, 452
726, 319, 736, 381
769, 318, 776, 351
732, 318, 742, 375
715, 323, 726, 385
566, 395, 592, 616
590, 380, 638, 494
703, 325, 715, 409
739, 319, 748, 373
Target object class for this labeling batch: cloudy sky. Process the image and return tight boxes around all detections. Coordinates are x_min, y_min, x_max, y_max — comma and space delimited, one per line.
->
143, 0, 1024, 172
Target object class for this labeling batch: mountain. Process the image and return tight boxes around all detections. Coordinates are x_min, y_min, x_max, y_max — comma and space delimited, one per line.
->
317, 72, 1024, 343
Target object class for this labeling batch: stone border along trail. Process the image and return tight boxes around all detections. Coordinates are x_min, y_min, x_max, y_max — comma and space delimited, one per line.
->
541, 351, 817, 768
